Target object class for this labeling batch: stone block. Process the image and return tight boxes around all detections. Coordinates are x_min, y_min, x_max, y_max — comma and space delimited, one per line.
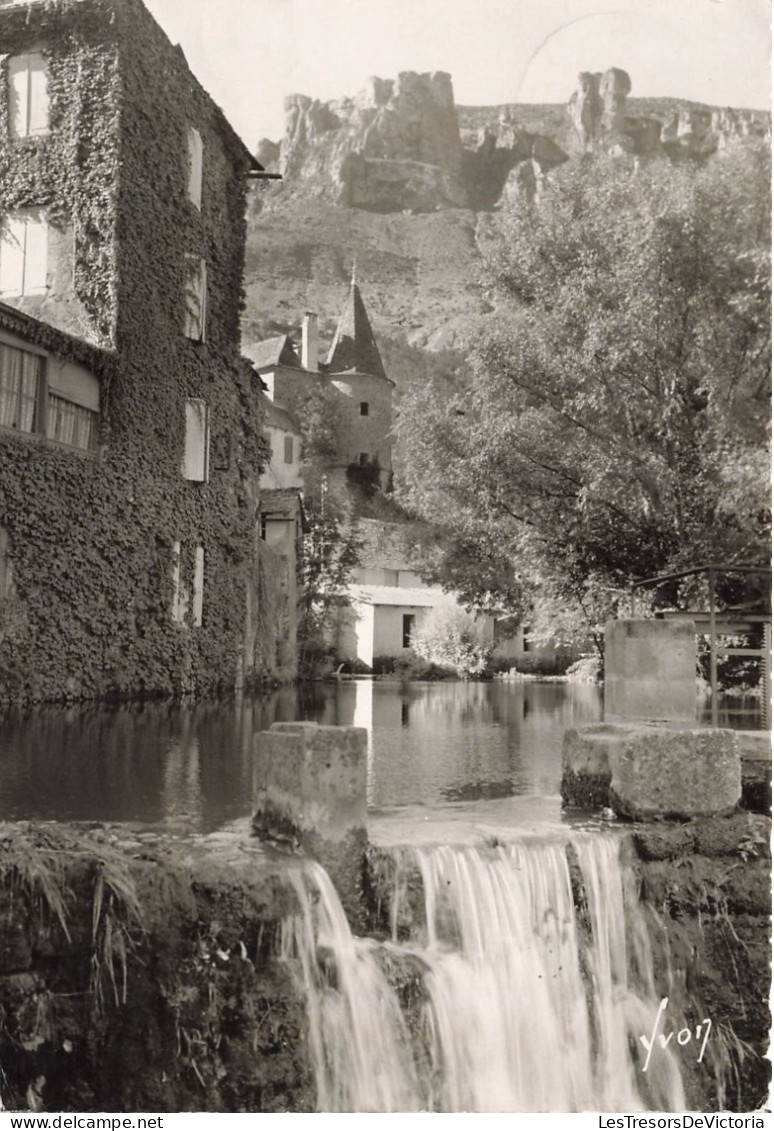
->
253, 723, 369, 929
253, 722, 367, 844
561, 724, 615, 808
604, 618, 697, 724
609, 726, 740, 820
563, 722, 742, 820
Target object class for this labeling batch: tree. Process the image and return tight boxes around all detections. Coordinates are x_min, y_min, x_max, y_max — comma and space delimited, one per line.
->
296, 382, 362, 677
396, 148, 771, 631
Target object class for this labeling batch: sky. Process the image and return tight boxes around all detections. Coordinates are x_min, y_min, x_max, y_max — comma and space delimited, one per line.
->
142, 0, 771, 151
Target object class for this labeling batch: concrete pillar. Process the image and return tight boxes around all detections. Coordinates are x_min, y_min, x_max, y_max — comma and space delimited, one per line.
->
604, 618, 696, 724
253, 722, 367, 926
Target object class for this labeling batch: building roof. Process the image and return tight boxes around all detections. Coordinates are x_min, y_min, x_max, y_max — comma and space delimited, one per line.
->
325, 282, 389, 380
349, 584, 447, 608
243, 335, 300, 371
260, 487, 303, 517
0, 300, 114, 378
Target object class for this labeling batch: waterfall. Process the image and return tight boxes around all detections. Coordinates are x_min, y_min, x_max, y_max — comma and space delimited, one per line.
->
280, 833, 687, 1113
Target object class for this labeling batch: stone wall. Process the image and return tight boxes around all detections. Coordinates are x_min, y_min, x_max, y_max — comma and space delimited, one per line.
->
0, 823, 314, 1113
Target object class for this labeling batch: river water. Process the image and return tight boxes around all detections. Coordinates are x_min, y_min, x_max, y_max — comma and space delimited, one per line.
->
0, 681, 603, 831
0, 679, 759, 832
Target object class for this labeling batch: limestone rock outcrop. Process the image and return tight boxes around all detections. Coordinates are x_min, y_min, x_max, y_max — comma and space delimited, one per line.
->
463, 110, 568, 208
279, 72, 468, 211
258, 66, 770, 214
569, 67, 771, 159
569, 67, 652, 154
255, 137, 280, 171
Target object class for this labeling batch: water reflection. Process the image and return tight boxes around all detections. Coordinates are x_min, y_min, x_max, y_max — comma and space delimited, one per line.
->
0, 681, 605, 831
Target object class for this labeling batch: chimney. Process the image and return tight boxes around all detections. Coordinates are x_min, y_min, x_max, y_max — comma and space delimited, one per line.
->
301, 312, 318, 372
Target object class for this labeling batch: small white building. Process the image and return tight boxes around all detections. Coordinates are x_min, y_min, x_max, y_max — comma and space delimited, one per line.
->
337, 521, 494, 667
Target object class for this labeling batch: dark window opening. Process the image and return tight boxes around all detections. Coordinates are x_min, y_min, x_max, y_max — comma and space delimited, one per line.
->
402, 613, 415, 649
360, 401, 369, 416
359, 452, 369, 466
260, 515, 267, 541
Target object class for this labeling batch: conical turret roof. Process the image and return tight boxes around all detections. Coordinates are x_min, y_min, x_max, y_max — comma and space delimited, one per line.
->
325, 281, 387, 379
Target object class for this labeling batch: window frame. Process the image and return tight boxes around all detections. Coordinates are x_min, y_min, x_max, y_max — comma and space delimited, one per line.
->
0, 334, 100, 453
0, 209, 48, 298
184, 255, 207, 342
360, 401, 369, 416
187, 126, 203, 210
7, 51, 50, 140
182, 397, 211, 483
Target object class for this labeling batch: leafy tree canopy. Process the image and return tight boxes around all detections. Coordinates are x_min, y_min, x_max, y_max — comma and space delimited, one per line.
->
396, 148, 771, 633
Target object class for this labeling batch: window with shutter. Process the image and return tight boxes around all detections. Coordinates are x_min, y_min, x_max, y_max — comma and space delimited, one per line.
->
283, 434, 294, 464
7, 53, 49, 139
183, 398, 210, 482
193, 546, 205, 627
171, 540, 189, 624
187, 127, 203, 209
0, 341, 41, 432
184, 256, 207, 341
0, 211, 48, 297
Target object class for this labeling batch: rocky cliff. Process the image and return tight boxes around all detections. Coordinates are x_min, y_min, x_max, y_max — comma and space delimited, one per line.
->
567, 67, 770, 158
256, 66, 770, 214
244, 66, 770, 350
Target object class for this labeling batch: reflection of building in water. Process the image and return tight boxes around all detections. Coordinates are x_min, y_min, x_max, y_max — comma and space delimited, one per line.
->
160, 729, 203, 830
352, 679, 374, 806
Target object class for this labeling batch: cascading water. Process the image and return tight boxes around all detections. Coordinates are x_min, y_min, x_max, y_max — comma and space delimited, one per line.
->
281, 863, 423, 1112
280, 832, 687, 1113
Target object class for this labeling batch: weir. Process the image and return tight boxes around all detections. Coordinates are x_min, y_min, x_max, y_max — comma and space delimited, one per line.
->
251, 655, 770, 1116
278, 833, 687, 1112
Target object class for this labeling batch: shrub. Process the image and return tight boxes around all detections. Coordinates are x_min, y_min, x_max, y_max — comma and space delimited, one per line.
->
412, 599, 492, 677
565, 654, 602, 684
372, 650, 455, 681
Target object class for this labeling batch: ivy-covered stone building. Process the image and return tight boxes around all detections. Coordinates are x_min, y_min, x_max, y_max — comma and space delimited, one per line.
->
0, 0, 271, 704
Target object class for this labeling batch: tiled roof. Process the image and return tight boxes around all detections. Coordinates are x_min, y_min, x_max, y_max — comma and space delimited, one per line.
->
243, 335, 300, 371
260, 487, 303, 516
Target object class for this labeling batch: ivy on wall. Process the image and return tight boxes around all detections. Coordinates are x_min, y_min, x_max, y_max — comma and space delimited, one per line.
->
0, 0, 271, 707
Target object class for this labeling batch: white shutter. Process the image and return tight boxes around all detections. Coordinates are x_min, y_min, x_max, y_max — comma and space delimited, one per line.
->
192, 546, 205, 627
0, 216, 26, 296
183, 398, 210, 482
184, 256, 206, 341
187, 127, 203, 209
199, 259, 207, 343
22, 213, 48, 294
8, 55, 29, 138
27, 53, 49, 136
171, 541, 185, 623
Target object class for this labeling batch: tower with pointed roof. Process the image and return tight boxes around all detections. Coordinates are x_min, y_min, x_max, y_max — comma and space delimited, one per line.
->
325, 275, 395, 490
244, 275, 395, 491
